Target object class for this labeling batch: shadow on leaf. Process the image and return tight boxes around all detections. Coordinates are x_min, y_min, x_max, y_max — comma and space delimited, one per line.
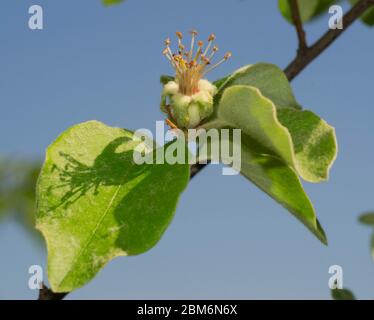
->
47, 136, 146, 211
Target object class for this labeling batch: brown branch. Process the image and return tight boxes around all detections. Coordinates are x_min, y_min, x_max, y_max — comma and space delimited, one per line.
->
190, 162, 210, 179
191, 0, 374, 179
285, 0, 374, 80
38, 283, 68, 300
289, 0, 308, 53
38, 0, 374, 300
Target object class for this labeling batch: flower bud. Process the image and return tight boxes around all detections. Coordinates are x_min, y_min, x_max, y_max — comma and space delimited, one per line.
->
163, 81, 179, 95
162, 79, 216, 129
161, 30, 230, 129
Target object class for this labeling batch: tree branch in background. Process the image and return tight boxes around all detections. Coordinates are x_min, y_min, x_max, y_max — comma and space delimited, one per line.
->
190, 0, 374, 179
289, 0, 308, 54
38, 0, 374, 300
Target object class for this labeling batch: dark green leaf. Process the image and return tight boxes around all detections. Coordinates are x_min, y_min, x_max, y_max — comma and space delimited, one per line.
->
331, 288, 356, 300
359, 212, 374, 226
350, 0, 374, 26
278, 0, 342, 24
160, 75, 174, 85
371, 232, 374, 261
0, 160, 41, 238
102, 0, 124, 6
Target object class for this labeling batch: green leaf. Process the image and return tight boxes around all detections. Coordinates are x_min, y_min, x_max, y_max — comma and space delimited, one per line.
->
213, 63, 301, 110
0, 160, 41, 238
358, 213, 374, 261
200, 85, 332, 243
278, 0, 339, 24
213, 74, 231, 90
359, 212, 374, 226
205, 85, 337, 183
198, 130, 327, 243
160, 75, 174, 85
278, 0, 319, 23
331, 288, 356, 300
371, 232, 374, 261
350, 0, 374, 26
199, 63, 338, 242
102, 0, 124, 6
279, 0, 374, 26
314, 0, 342, 17
238, 143, 328, 244
277, 108, 337, 182
36, 121, 190, 292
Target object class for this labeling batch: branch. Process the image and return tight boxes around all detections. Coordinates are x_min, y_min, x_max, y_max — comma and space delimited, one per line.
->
285, 0, 374, 80
190, 162, 210, 179
38, 283, 68, 300
289, 0, 308, 53
38, 0, 374, 300
191, 0, 374, 178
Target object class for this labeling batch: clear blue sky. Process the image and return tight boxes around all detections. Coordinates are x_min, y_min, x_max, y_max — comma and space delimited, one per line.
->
1, 0, 374, 299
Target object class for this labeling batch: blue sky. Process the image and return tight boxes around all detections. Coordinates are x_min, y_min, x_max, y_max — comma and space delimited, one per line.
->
1, 0, 374, 299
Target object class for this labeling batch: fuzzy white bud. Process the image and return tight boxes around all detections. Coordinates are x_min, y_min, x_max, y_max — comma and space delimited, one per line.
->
161, 79, 217, 129
198, 79, 217, 96
163, 81, 179, 95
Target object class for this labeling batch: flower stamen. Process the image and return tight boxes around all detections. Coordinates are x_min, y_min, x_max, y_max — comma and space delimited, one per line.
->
163, 30, 231, 96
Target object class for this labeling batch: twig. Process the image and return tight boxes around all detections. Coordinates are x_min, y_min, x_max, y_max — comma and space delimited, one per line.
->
289, 0, 308, 54
191, 0, 374, 179
285, 0, 374, 80
38, 283, 68, 300
38, 0, 374, 300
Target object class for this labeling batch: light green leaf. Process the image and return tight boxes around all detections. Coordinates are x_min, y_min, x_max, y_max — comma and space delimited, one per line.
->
208, 86, 296, 165
238, 141, 327, 244
359, 212, 374, 226
197, 131, 327, 244
331, 288, 356, 300
213, 63, 300, 110
277, 108, 337, 182
278, 0, 319, 23
205, 85, 337, 183
278, 0, 339, 24
350, 0, 374, 26
36, 121, 189, 292
200, 83, 337, 242
102, 0, 124, 6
